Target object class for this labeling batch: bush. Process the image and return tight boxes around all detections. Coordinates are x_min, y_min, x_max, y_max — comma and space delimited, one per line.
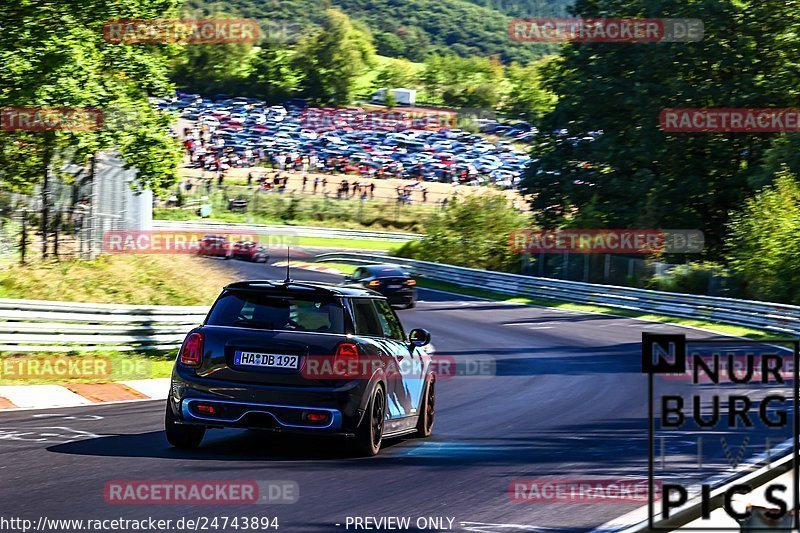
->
393, 192, 528, 272
726, 168, 800, 304
648, 262, 732, 295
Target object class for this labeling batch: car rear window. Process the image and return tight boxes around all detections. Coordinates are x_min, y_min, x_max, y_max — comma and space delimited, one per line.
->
207, 291, 345, 334
369, 267, 406, 278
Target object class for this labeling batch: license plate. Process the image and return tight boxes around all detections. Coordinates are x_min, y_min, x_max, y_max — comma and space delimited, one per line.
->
387, 285, 401, 289
234, 351, 299, 369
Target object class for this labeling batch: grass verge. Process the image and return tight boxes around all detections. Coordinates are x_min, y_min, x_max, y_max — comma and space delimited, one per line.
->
413, 278, 774, 340
294, 237, 403, 251
0, 255, 236, 305
0, 350, 176, 385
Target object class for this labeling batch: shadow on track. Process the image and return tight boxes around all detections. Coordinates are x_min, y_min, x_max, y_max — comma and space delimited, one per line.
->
45, 418, 652, 475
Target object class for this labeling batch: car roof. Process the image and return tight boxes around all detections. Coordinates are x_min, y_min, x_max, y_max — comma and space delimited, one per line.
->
224, 280, 383, 298
359, 264, 409, 276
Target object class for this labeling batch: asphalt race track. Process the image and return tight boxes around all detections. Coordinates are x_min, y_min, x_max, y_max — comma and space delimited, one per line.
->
0, 255, 776, 532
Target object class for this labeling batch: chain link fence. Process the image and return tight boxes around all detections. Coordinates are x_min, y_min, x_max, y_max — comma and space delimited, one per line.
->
1, 152, 151, 263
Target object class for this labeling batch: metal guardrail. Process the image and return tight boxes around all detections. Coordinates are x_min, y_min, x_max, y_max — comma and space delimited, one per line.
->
0, 299, 209, 352
316, 252, 800, 335
152, 220, 421, 242
5, 250, 799, 352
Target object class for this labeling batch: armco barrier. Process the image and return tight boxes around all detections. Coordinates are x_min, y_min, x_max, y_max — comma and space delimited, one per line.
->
5, 251, 800, 353
316, 252, 800, 335
0, 299, 209, 352
151, 220, 420, 242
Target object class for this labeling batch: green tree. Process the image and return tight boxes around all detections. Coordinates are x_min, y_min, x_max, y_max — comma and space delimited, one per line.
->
295, 9, 376, 105
726, 168, 800, 304
748, 135, 800, 190
372, 59, 418, 92
0, 0, 182, 257
395, 192, 528, 272
246, 45, 303, 102
521, 0, 800, 255
172, 41, 256, 95
502, 59, 556, 121
421, 54, 504, 107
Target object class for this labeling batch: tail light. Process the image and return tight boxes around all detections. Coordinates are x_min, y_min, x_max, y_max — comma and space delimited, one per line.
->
368, 280, 381, 287
405, 279, 416, 286
303, 411, 330, 424
180, 332, 204, 367
196, 404, 216, 415
334, 342, 359, 373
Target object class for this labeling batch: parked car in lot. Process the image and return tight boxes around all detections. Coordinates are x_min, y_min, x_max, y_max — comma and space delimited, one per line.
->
197, 234, 232, 259
231, 241, 270, 263
165, 280, 435, 456
344, 265, 417, 309
164, 92, 533, 187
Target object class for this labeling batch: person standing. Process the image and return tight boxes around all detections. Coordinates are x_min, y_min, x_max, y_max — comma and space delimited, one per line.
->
302, 176, 308, 192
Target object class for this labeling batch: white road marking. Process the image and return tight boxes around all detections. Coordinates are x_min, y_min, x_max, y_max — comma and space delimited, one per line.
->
0, 426, 103, 443
119, 378, 170, 399
0, 385, 92, 409
32, 413, 103, 421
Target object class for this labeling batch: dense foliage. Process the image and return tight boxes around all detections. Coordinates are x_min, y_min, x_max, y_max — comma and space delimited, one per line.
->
0, 0, 184, 257
395, 192, 528, 272
521, 0, 800, 256
726, 169, 800, 304
185, 0, 569, 64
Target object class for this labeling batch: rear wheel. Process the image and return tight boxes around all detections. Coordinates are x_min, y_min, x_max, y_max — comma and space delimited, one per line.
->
405, 300, 416, 309
353, 385, 385, 456
165, 400, 205, 449
416, 375, 435, 438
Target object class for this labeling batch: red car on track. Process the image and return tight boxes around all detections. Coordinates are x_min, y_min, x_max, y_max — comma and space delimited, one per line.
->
198, 234, 233, 259
232, 241, 270, 263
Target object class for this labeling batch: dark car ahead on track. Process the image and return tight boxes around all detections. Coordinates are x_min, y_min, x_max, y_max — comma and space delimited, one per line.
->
231, 240, 270, 262
343, 265, 417, 309
166, 280, 434, 456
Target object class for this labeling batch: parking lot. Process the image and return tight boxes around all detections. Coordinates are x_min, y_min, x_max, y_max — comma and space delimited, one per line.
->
160, 93, 534, 189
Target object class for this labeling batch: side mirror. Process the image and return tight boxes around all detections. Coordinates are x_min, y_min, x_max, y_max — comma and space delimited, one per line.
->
343, 275, 352, 282
409, 328, 431, 347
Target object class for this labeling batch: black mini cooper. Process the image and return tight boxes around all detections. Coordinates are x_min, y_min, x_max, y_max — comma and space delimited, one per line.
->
166, 280, 434, 456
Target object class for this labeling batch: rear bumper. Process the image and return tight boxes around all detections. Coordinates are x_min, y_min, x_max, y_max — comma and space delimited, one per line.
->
180, 397, 345, 433
381, 288, 416, 305
170, 367, 374, 435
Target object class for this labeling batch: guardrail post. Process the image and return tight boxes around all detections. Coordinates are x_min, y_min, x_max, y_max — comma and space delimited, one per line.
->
19, 208, 27, 265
